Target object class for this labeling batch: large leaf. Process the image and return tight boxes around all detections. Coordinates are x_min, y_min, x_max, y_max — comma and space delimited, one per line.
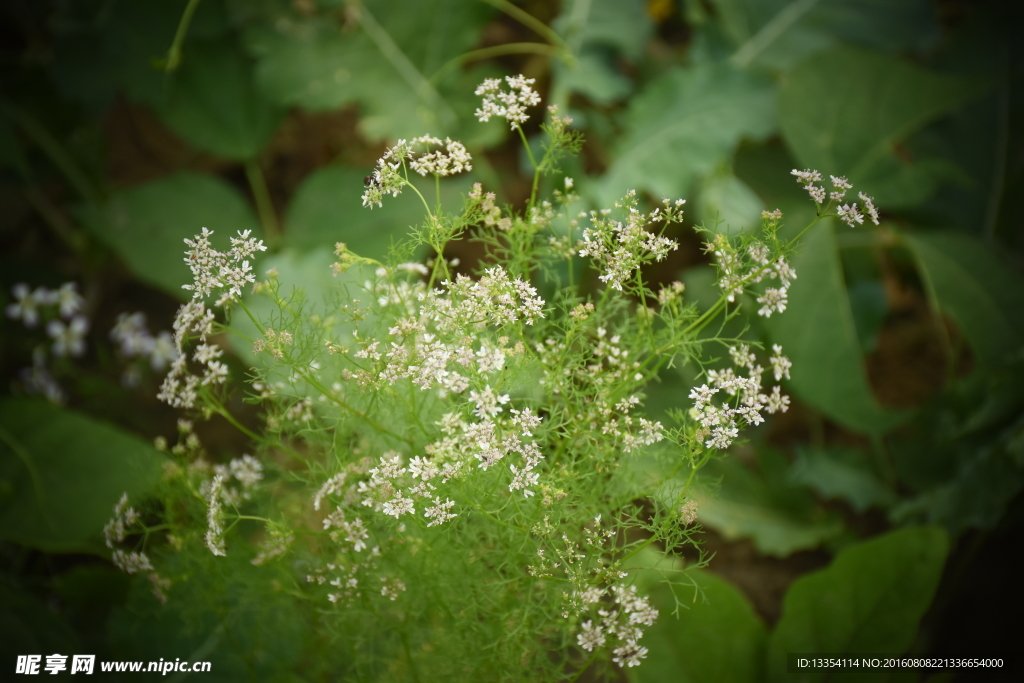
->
696, 165, 766, 233
555, 0, 653, 61
711, 0, 940, 70
779, 46, 985, 207
285, 165, 468, 258
0, 398, 166, 553
80, 172, 261, 300
766, 223, 907, 434
695, 450, 844, 556
248, 1, 494, 142
767, 526, 949, 682
596, 62, 775, 206
790, 446, 896, 513
632, 570, 767, 683
152, 39, 285, 161
904, 231, 1024, 371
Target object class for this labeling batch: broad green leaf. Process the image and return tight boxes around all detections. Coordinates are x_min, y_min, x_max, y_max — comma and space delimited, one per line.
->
779, 46, 986, 207
904, 231, 1024, 370
695, 450, 844, 556
285, 165, 468, 258
597, 63, 775, 206
248, 1, 494, 143
890, 441, 1024, 535
632, 570, 767, 683
711, 0, 940, 70
696, 166, 765, 234
554, 0, 654, 62
552, 48, 632, 105
766, 223, 907, 434
0, 398, 166, 553
790, 446, 895, 512
152, 39, 285, 161
767, 526, 949, 683
80, 172, 261, 300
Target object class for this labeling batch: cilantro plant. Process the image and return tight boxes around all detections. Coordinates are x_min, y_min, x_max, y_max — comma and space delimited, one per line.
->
94, 74, 883, 680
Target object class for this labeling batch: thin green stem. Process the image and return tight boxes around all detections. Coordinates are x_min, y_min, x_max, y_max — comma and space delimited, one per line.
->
245, 159, 280, 245
431, 43, 562, 84
516, 125, 541, 208
207, 396, 261, 442
477, 0, 572, 56
160, 0, 203, 72
300, 370, 415, 447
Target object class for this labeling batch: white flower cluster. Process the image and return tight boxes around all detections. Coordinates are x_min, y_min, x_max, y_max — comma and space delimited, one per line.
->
181, 228, 267, 306
576, 192, 684, 291
7, 281, 89, 358
791, 169, 880, 228
103, 492, 141, 550
425, 266, 546, 332
6, 281, 84, 328
474, 74, 542, 129
204, 474, 227, 557
198, 454, 263, 557
110, 312, 178, 373
707, 233, 796, 317
575, 584, 659, 668
250, 529, 294, 566
19, 348, 64, 404
362, 136, 473, 209
689, 343, 791, 450
408, 135, 472, 177
157, 300, 224, 408
103, 492, 170, 602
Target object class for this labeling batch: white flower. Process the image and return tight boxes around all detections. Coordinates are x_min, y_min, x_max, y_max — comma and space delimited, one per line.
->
769, 344, 792, 381
837, 203, 864, 228
424, 497, 457, 527
408, 136, 473, 177
756, 288, 788, 318
229, 454, 263, 489
47, 315, 89, 357
6, 283, 52, 327
829, 175, 851, 201
577, 620, 606, 652
474, 74, 542, 129
765, 385, 791, 414
859, 192, 880, 225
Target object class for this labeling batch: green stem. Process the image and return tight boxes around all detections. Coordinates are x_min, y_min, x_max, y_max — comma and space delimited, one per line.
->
245, 159, 280, 245
477, 0, 572, 56
430, 43, 561, 84
517, 125, 541, 209
208, 396, 261, 442
300, 370, 415, 448
161, 0, 203, 72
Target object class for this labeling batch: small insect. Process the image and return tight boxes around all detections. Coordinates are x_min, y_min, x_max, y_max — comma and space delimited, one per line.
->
363, 174, 379, 188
